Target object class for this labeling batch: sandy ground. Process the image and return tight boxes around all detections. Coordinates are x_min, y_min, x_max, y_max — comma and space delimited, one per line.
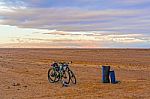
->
0, 48, 150, 99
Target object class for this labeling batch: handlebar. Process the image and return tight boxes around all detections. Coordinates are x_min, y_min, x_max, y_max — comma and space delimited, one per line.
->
53, 61, 72, 65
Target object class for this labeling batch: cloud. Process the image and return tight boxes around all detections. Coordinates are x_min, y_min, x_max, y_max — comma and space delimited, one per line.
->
1, 7, 149, 33
2, 0, 150, 9
1, 28, 149, 48
1, 39, 101, 48
0, 0, 150, 48
0, 0, 150, 34
39, 30, 150, 43
3, 37, 149, 48
43, 31, 70, 35
115, 0, 150, 4
10, 31, 149, 44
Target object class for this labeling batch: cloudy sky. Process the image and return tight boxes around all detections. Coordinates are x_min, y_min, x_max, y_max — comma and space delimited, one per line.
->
0, 0, 150, 48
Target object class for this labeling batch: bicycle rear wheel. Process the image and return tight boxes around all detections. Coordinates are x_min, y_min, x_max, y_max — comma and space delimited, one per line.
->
54, 70, 59, 82
48, 68, 57, 83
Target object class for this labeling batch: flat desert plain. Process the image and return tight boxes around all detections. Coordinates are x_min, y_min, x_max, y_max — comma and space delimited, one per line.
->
0, 48, 150, 99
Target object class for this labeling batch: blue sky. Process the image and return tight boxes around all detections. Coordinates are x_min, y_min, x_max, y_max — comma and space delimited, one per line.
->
0, 0, 150, 48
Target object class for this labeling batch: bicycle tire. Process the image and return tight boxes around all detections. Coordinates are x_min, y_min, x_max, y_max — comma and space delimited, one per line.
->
54, 70, 60, 82
69, 70, 76, 84
61, 70, 70, 84
48, 68, 57, 83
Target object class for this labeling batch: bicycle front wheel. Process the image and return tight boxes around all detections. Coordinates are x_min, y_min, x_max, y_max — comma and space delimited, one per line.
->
62, 70, 70, 84
69, 70, 76, 84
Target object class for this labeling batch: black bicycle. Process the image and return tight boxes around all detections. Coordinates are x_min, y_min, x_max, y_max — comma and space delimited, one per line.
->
48, 61, 76, 85
48, 62, 70, 84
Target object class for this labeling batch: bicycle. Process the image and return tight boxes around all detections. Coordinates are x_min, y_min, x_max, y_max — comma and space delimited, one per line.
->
65, 62, 76, 84
48, 61, 76, 86
48, 62, 70, 85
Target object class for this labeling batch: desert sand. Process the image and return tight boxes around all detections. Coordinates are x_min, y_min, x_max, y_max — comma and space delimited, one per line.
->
0, 48, 150, 99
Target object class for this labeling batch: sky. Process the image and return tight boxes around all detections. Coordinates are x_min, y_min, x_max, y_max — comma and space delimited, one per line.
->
0, 0, 150, 48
